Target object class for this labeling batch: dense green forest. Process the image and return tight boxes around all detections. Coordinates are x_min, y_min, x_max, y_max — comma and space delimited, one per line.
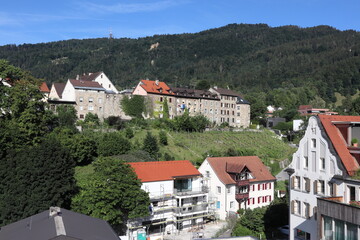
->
1, 23, 360, 105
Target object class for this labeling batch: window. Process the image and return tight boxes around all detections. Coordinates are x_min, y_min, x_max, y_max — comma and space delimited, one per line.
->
88, 105, 94, 111
169, 98, 172, 103
296, 229, 311, 240
99, 107, 102, 111
79, 106, 83, 111
304, 178, 310, 193
258, 197, 262, 204
79, 114, 84, 119
329, 182, 336, 196
230, 201, 234, 209
315, 180, 325, 195
88, 97, 93, 103
349, 186, 356, 201
293, 200, 301, 215
320, 157, 325, 170
160, 97, 163, 102
237, 112, 240, 116
217, 186, 221, 194
79, 97, 83, 102
304, 156, 309, 169
292, 176, 301, 190
304, 202, 310, 218
227, 187, 231, 194
311, 138, 316, 148
205, 171, 210, 178
98, 98, 102, 104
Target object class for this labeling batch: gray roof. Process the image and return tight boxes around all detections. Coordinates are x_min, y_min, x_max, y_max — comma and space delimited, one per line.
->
0, 208, 119, 240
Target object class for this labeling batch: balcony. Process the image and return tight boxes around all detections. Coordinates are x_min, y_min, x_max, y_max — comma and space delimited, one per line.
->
235, 179, 249, 187
174, 186, 208, 197
317, 197, 360, 225
174, 203, 208, 216
235, 192, 249, 201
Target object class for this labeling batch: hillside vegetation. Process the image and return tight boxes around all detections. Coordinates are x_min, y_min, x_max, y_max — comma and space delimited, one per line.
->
1, 24, 360, 104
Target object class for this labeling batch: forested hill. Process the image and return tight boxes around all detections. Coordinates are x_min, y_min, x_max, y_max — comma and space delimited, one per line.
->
1, 23, 360, 102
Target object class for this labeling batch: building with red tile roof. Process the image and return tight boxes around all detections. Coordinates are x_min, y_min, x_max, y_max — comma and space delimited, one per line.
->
288, 115, 360, 240
298, 105, 338, 116
198, 156, 275, 220
129, 160, 201, 183
127, 160, 215, 238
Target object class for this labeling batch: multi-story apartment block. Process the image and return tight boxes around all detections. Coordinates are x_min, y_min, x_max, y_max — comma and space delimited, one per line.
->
172, 87, 220, 122
132, 79, 176, 118
209, 87, 250, 128
133, 80, 250, 127
127, 160, 215, 239
287, 115, 360, 240
49, 72, 127, 120
199, 156, 275, 220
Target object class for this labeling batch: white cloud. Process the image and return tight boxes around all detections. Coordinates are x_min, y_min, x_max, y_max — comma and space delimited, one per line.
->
81, 0, 185, 14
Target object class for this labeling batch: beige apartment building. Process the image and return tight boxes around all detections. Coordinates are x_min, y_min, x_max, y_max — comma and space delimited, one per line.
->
133, 80, 250, 128
48, 72, 128, 120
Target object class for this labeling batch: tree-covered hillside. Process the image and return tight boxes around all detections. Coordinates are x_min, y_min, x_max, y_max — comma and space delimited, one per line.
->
1, 23, 360, 103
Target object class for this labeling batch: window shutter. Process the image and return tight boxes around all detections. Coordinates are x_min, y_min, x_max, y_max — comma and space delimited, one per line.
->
305, 178, 310, 192
314, 180, 318, 194
313, 206, 317, 219
291, 176, 295, 189
332, 183, 337, 196
291, 200, 295, 214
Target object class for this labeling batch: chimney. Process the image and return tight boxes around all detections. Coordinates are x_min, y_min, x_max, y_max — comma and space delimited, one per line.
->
76, 75, 79, 80
49, 207, 66, 236
155, 80, 159, 86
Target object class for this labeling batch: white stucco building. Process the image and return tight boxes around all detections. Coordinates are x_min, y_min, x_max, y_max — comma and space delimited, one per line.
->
127, 161, 215, 239
198, 156, 276, 220
287, 115, 360, 240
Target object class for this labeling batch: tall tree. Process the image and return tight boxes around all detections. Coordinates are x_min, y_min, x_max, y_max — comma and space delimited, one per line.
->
72, 157, 150, 234
142, 131, 159, 158
0, 135, 76, 226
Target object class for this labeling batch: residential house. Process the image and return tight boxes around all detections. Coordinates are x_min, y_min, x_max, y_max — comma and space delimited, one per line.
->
49, 72, 127, 120
287, 115, 360, 240
127, 160, 215, 239
298, 105, 338, 116
198, 156, 276, 220
172, 87, 220, 122
209, 87, 250, 128
132, 79, 176, 118
132, 80, 251, 128
0, 206, 119, 240
39, 82, 50, 100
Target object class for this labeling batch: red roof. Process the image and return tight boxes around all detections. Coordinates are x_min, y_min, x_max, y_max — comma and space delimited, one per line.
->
319, 115, 360, 175
39, 82, 50, 93
206, 156, 276, 184
129, 160, 201, 182
139, 80, 174, 95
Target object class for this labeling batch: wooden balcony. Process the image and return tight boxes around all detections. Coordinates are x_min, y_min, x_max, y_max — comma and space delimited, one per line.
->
235, 192, 249, 201
235, 179, 249, 187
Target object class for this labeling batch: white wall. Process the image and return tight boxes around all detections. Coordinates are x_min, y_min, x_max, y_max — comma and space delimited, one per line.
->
94, 73, 118, 93
289, 116, 343, 240
61, 80, 76, 101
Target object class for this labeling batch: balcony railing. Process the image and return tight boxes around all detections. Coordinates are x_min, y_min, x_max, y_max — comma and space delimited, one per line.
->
174, 204, 208, 215
235, 179, 250, 187
235, 192, 249, 200
174, 186, 208, 197
318, 197, 360, 225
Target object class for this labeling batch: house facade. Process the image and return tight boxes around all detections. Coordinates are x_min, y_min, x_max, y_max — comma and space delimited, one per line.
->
49, 72, 127, 120
127, 160, 215, 239
132, 80, 250, 128
287, 115, 360, 240
198, 156, 275, 220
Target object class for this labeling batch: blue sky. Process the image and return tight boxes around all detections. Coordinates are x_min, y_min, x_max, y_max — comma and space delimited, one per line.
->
1, 0, 359, 46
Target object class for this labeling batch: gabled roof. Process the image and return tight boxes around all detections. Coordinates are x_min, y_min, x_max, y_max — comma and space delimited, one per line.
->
318, 115, 360, 175
0, 207, 119, 240
69, 79, 105, 91
39, 82, 50, 93
129, 160, 201, 182
77, 72, 103, 81
53, 83, 66, 98
138, 80, 174, 95
206, 156, 276, 185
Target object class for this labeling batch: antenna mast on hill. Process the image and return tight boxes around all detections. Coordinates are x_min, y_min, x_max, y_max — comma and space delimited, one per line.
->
109, 28, 113, 39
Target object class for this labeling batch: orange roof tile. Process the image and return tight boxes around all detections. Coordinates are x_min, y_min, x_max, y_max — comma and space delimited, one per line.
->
318, 115, 360, 175
39, 82, 50, 93
128, 160, 201, 182
139, 80, 174, 95
206, 156, 276, 185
